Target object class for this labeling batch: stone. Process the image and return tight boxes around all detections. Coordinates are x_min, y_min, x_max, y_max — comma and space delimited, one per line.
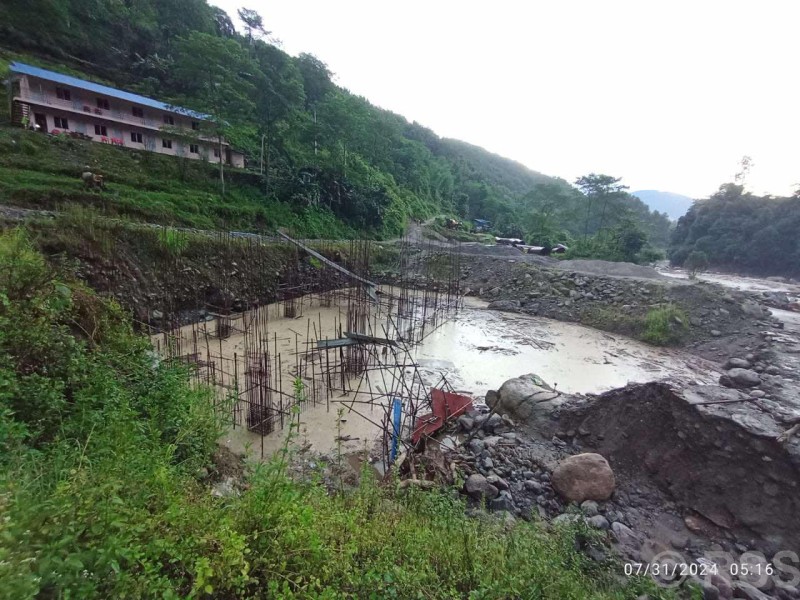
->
749, 390, 766, 398
457, 415, 475, 431
483, 413, 504, 432
482, 435, 502, 448
467, 439, 485, 454
464, 474, 499, 500
580, 500, 599, 516
552, 513, 581, 526
552, 453, 616, 503
486, 475, 509, 491
711, 330, 722, 337
725, 368, 761, 388
211, 476, 239, 498
765, 365, 781, 375
689, 577, 720, 600
524, 480, 543, 493
587, 515, 610, 530
737, 553, 774, 592
741, 302, 769, 319
490, 490, 515, 512
611, 521, 639, 546
774, 580, 800, 599
710, 575, 733, 600
726, 358, 752, 369
730, 581, 772, 600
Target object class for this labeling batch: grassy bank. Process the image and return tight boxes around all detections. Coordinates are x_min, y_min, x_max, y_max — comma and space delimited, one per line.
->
0, 126, 359, 238
0, 228, 670, 598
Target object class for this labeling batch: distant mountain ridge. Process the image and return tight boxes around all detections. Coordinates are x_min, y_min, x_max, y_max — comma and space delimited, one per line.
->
632, 190, 695, 220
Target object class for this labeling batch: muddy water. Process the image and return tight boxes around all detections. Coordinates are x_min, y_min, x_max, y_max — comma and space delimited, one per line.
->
659, 267, 800, 326
659, 267, 799, 294
172, 293, 720, 459
413, 298, 720, 399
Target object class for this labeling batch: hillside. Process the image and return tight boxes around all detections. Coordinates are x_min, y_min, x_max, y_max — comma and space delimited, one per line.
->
0, 0, 569, 239
632, 190, 694, 221
0, 0, 671, 251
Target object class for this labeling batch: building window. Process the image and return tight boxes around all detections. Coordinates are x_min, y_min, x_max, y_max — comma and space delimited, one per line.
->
132, 106, 144, 118
96, 98, 110, 110
162, 138, 172, 149
189, 144, 199, 154
54, 116, 69, 129
163, 115, 174, 125
56, 87, 71, 101
191, 121, 200, 131
213, 148, 220, 158
130, 132, 143, 144
94, 124, 108, 136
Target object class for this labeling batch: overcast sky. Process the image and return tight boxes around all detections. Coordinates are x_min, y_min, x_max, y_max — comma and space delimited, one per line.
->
211, 0, 799, 198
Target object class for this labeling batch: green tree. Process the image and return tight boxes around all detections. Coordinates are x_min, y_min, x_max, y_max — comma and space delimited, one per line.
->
574, 174, 629, 237
685, 250, 709, 279
172, 32, 256, 195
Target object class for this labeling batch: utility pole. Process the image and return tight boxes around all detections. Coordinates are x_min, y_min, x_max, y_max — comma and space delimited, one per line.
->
313, 107, 318, 157
260, 133, 266, 175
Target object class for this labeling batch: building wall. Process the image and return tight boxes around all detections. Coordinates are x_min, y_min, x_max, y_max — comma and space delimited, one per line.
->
12, 74, 242, 167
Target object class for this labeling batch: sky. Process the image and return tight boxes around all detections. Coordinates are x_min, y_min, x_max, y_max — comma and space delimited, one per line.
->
210, 0, 800, 199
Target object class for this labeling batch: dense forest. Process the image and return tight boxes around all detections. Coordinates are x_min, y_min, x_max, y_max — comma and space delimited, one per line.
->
669, 183, 800, 277
0, 0, 671, 254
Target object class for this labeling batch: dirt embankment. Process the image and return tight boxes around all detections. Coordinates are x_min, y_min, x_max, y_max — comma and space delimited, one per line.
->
554, 382, 800, 553
26, 221, 356, 327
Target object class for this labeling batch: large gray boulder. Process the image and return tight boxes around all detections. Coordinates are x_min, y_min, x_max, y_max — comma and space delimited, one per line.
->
486, 374, 564, 424
552, 453, 616, 503
723, 368, 761, 388
741, 301, 770, 318
724, 357, 751, 370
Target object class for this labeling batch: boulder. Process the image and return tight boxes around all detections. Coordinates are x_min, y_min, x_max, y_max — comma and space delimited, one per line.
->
587, 515, 610, 530
724, 368, 761, 388
725, 358, 752, 369
464, 474, 499, 501
487, 374, 564, 424
741, 301, 769, 319
551, 453, 616, 503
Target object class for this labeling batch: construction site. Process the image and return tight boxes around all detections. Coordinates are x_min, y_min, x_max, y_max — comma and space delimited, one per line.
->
149, 232, 465, 463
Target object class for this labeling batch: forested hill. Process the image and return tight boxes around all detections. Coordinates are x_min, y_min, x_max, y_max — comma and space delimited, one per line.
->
669, 184, 800, 277
0, 0, 668, 246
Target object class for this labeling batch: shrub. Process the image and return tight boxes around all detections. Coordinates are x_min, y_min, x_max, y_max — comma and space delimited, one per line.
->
685, 250, 709, 279
642, 305, 689, 345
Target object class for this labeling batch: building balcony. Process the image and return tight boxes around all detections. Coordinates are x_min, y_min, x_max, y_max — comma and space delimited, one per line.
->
16, 92, 221, 144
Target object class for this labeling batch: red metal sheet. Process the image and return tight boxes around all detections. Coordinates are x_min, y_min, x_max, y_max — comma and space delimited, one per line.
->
411, 389, 474, 444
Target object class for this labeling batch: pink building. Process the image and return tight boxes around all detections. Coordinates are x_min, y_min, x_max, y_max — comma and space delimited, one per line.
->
7, 62, 245, 168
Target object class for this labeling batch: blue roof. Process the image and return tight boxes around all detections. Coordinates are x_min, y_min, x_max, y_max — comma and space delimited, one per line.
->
10, 62, 210, 120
